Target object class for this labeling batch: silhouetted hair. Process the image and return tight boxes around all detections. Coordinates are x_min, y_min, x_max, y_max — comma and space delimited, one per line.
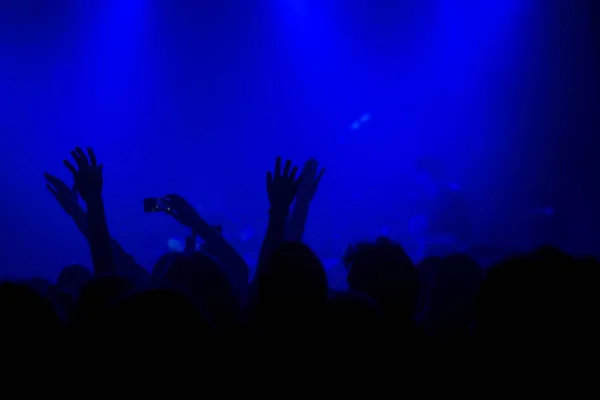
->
476, 246, 595, 343
163, 252, 239, 327
257, 242, 328, 324
57, 264, 93, 297
107, 288, 212, 339
72, 275, 134, 328
0, 283, 62, 338
346, 237, 419, 322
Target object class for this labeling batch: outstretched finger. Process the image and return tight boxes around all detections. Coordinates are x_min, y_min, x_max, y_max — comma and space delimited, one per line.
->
87, 148, 97, 167
315, 168, 325, 186
308, 160, 319, 177
63, 160, 77, 176
70, 150, 81, 165
274, 157, 282, 178
283, 160, 292, 178
302, 159, 312, 170
44, 172, 64, 187
300, 159, 312, 177
46, 183, 58, 196
75, 147, 89, 167
266, 171, 273, 192
289, 165, 299, 182
292, 174, 302, 195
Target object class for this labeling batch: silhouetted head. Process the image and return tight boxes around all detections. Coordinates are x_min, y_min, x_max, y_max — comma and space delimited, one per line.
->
0, 283, 62, 341
163, 252, 239, 328
327, 290, 381, 335
106, 289, 212, 350
417, 254, 481, 339
72, 275, 134, 328
346, 237, 419, 324
151, 252, 179, 286
257, 242, 328, 326
475, 246, 596, 346
23, 277, 52, 298
57, 264, 93, 298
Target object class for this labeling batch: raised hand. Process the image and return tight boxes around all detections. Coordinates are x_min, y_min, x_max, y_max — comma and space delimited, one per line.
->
296, 158, 325, 203
282, 158, 324, 242
44, 173, 81, 216
266, 157, 300, 214
164, 194, 202, 228
63, 147, 103, 203
60, 148, 112, 275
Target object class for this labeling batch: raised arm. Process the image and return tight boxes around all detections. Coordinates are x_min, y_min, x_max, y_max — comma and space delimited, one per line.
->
255, 157, 300, 280
284, 158, 325, 242
63, 147, 115, 276
164, 194, 249, 289
45, 171, 148, 285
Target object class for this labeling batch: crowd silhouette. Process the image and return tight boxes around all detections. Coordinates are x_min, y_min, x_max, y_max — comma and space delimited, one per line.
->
1, 147, 598, 380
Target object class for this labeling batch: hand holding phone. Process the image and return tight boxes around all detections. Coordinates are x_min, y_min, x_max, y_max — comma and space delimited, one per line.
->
145, 194, 224, 235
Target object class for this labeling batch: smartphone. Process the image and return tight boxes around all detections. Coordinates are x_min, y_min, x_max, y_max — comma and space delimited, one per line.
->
144, 197, 172, 213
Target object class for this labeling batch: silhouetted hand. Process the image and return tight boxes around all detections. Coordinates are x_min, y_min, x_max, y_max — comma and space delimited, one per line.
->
266, 157, 300, 214
296, 158, 325, 203
63, 147, 103, 203
164, 194, 202, 228
44, 173, 80, 216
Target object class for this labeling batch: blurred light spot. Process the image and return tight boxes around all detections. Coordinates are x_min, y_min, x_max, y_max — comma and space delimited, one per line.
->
167, 238, 185, 252
348, 113, 371, 131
